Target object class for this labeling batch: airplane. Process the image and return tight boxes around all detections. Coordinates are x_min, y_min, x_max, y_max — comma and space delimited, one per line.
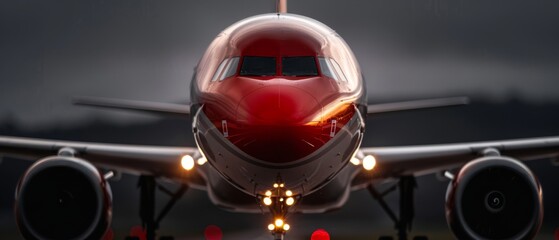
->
1, 0, 557, 239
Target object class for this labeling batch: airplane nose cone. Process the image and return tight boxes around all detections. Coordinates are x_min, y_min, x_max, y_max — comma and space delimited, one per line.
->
232, 85, 324, 163
237, 85, 321, 125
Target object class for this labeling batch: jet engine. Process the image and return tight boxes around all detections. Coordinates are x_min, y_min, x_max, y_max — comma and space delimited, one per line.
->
15, 156, 112, 240
445, 156, 543, 240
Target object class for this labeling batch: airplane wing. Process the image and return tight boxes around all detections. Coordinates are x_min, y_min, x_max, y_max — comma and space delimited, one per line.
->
0, 135, 203, 183
352, 136, 559, 187
73, 96, 192, 117
366, 97, 469, 115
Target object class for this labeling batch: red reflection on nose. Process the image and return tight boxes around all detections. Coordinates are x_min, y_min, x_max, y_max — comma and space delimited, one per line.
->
237, 85, 320, 125
311, 229, 330, 240
231, 86, 324, 163
204, 225, 223, 240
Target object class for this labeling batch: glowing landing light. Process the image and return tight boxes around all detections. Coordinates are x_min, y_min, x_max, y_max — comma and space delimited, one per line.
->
286, 197, 295, 206
273, 183, 279, 188
263, 197, 272, 206
283, 224, 290, 231
268, 224, 275, 231
285, 190, 293, 197
181, 155, 195, 171
362, 155, 376, 171
311, 229, 331, 240
350, 157, 361, 165
265, 190, 272, 197
197, 157, 207, 166
275, 219, 284, 228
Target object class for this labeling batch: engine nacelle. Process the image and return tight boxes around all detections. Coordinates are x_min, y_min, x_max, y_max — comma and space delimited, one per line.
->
15, 156, 112, 240
446, 156, 543, 240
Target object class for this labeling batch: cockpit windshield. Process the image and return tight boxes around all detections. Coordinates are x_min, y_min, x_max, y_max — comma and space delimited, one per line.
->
282, 56, 318, 77
240, 56, 276, 76
229, 56, 322, 78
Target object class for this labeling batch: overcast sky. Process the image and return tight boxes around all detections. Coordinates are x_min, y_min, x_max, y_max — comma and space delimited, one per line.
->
1, 1, 559, 238
1, 0, 559, 128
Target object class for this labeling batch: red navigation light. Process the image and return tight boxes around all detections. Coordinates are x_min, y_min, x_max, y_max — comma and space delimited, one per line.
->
311, 229, 330, 240
204, 225, 223, 240
555, 227, 559, 240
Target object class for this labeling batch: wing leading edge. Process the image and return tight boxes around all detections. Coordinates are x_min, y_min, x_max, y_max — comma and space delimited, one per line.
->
0, 135, 202, 182
2, 135, 559, 192
366, 97, 469, 115
353, 136, 559, 187
73, 96, 191, 117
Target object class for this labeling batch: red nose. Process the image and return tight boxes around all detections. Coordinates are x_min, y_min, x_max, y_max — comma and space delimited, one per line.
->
229, 85, 326, 163
237, 85, 320, 125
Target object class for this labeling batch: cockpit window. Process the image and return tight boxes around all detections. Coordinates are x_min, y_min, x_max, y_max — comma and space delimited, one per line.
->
240, 56, 276, 76
318, 57, 338, 81
212, 59, 229, 81
318, 57, 348, 82
329, 58, 348, 82
211, 57, 240, 81
282, 56, 318, 77
221, 57, 239, 80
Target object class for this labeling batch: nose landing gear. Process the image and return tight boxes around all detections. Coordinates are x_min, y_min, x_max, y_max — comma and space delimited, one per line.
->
258, 180, 300, 240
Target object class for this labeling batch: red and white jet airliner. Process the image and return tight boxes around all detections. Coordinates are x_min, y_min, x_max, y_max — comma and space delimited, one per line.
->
1, 1, 556, 240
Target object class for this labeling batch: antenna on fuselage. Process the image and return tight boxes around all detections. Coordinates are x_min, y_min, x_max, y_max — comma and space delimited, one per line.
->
277, 0, 287, 14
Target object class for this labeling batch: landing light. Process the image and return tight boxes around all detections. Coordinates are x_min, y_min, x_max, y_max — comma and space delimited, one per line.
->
265, 190, 272, 197
273, 183, 279, 188
286, 197, 295, 206
285, 190, 293, 196
181, 155, 195, 171
263, 197, 272, 206
283, 224, 290, 231
362, 155, 376, 171
275, 219, 284, 227
268, 224, 275, 231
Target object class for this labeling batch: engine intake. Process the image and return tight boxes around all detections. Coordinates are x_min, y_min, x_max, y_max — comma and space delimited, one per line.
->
15, 156, 112, 240
446, 156, 543, 240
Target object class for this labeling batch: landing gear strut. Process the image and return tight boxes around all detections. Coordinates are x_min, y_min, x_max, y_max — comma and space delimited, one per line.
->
137, 176, 189, 240
368, 176, 419, 240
